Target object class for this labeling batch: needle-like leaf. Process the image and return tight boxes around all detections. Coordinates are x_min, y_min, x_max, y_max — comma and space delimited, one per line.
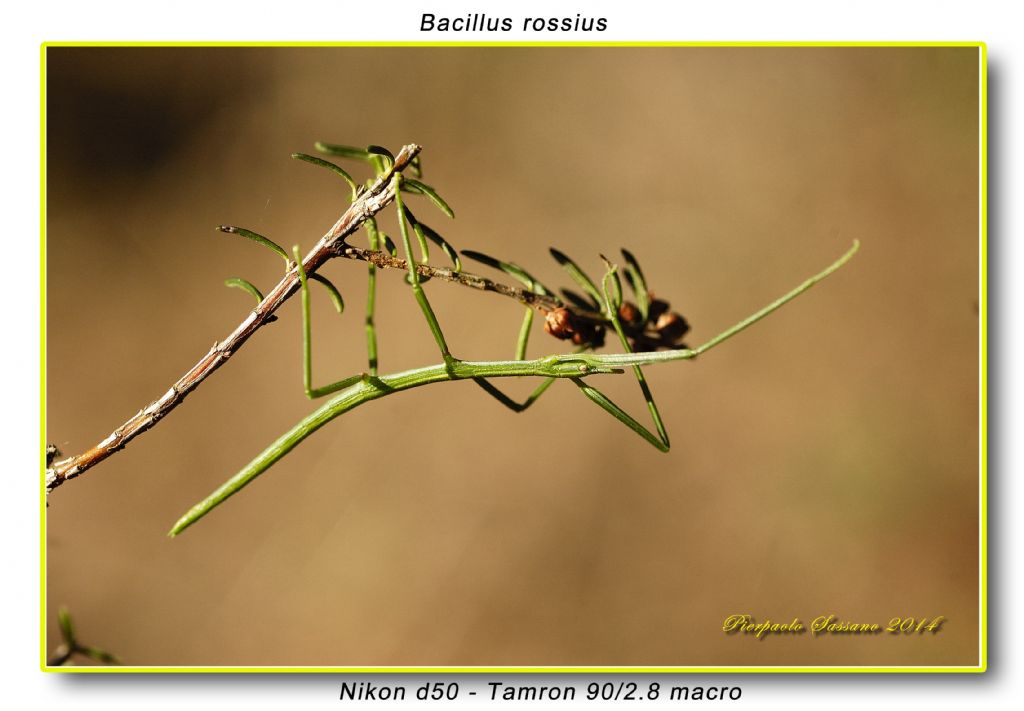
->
291, 153, 358, 201
620, 248, 651, 321
402, 178, 455, 218
224, 277, 265, 304
462, 249, 550, 294
417, 220, 462, 272
57, 606, 76, 646
560, 288, 599, 311
550, 248, 603, 305
217, 226, 290, 266
409, 154, 423, 178
309, 273, 345, 314
366, 145, 395, 172
402, 207, 431, 263
314, 141, 372, 162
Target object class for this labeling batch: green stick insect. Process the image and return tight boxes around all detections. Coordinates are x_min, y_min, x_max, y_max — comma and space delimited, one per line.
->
169, 143, 859, 536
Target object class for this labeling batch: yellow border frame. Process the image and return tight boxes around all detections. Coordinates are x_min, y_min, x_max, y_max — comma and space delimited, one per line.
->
40, 40, 988, 675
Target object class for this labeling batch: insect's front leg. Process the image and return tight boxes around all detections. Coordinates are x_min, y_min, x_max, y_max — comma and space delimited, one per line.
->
293, 245, 362, 399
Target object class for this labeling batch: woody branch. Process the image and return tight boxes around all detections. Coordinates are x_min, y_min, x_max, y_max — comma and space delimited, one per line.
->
45, 144, 423, 494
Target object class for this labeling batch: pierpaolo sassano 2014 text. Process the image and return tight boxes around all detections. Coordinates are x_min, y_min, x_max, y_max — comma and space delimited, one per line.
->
420, 13, 609, 32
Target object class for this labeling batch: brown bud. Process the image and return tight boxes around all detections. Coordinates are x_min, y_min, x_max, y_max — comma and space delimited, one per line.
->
655, 312, 690, 343
543, 308, 575, 340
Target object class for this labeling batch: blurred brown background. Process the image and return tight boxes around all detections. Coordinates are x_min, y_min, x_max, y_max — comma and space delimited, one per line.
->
45, 47, 980, 667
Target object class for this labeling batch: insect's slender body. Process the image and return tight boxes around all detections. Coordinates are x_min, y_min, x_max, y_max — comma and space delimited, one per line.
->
168, 142, 858, 536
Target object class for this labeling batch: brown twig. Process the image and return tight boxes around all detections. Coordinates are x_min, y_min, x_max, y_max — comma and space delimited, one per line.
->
336, 246, 689, 350
337, 245, 587, 314
46, 144, 422, 494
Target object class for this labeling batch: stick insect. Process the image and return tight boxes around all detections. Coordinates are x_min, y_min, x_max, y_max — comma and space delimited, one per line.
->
169, 143, 858, 536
